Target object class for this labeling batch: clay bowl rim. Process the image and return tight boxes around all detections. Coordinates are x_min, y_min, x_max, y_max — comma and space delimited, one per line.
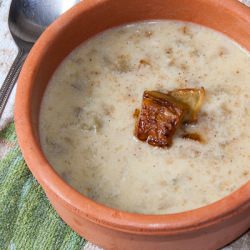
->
15, 0, 250, 235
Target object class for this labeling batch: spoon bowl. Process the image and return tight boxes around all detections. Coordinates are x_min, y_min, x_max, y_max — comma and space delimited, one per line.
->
9, 0, 80, 47
0, 0, 80, 117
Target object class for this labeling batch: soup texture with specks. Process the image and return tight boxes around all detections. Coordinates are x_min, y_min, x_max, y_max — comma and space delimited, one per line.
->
39, 21, 250, 214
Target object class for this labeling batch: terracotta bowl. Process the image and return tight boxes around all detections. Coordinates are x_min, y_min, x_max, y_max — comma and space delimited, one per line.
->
15, 0, 250, 249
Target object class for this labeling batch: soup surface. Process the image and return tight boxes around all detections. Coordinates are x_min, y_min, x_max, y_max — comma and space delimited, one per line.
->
39, 21, 250, 214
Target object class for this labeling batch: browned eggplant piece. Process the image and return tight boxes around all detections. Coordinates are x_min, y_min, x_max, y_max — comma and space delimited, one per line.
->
182, 133, 204, 143
169, 87, 205, 123
133, 108, 140, 119
135, 91, 188, 147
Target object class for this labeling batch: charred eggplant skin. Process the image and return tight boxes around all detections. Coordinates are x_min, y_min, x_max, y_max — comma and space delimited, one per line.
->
135, 91, 187, 147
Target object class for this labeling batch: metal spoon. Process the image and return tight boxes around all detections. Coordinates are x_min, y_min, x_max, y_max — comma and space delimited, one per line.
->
0, 0, 80, 117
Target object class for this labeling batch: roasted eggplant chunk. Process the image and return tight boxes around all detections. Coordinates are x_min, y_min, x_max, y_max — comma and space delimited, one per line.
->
134, 88, 206, 148
169, 87, 205, 123
135, 91, 187, 147
182, 133, 204, 143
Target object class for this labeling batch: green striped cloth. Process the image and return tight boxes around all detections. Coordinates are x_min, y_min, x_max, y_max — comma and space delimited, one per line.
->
0, 123, 86, 250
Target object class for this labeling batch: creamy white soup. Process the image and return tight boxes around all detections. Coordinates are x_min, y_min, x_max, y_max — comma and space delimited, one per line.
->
39, 21, 250, 214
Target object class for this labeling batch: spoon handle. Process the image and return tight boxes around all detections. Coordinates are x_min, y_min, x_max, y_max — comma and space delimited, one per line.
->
0, 48, 27, 118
